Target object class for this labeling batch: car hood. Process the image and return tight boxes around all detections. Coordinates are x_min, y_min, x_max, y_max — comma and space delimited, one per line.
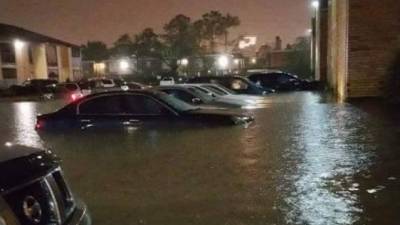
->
0, 144, 60, 193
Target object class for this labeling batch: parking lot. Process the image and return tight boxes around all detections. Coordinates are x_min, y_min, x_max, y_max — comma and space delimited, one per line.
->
1, 91, 399, 225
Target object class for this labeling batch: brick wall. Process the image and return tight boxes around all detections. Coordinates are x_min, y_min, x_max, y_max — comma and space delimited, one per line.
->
347, 0, 400, 98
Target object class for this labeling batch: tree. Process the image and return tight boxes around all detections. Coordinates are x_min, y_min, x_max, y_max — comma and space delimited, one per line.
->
194, 11, 240, 53
81, 41, 109, 61
111, 34, 133, 57
162, 14, 200, 72
131, 28, 163, 58
284, 37, 312, 79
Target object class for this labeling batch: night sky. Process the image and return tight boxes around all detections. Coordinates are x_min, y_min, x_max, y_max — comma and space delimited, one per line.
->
0, 0, 311, 47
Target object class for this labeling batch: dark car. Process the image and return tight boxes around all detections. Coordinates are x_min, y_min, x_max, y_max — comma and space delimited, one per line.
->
247, 72, 319, 91
35, 90, 254, 130
187, 75, 274, 95
10, 79, 58, 96
0, 143, 91, 225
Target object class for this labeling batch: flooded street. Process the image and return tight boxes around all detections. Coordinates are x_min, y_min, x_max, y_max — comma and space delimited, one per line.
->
1, 92, 399, 225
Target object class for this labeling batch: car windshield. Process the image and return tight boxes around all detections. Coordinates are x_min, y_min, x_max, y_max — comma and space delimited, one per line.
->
156, 91, 198, 112
187, 87, 214, 101
202, 85, 228, 96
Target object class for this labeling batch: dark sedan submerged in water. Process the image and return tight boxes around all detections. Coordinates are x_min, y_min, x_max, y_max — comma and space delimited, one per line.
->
36, 90, 254, 130
247, 72, 319, 91
0, 143, 90, 225
187, 75, 274, 95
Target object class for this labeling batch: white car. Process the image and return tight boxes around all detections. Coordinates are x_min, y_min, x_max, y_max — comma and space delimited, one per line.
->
79, 78, 117, 95
184, 83, 266, 106
160, 77, 175, 86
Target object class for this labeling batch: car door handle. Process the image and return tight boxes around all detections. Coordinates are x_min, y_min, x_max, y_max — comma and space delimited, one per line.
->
79, 119, 94, 130
122, 119, 141, 126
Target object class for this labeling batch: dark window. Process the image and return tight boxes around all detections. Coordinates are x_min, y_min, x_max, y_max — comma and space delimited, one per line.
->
257, 74, 278, 86
28, 46, 33, 64
162, 89, 198, 104
71, 47, 81, 58
124, 95, 170, 115
46, 45, 58, 67
277, 74, 291, 84
79, 95, 125, 115
0, 43, 16, 64
64, 84, 79, 91
1, 68, 17, 79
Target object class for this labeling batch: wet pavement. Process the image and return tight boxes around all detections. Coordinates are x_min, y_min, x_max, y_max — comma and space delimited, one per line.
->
0, 92, 399, 225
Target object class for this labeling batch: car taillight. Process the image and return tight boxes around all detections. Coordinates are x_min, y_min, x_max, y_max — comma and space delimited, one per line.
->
70, 93, 83, 101
35, 119, 45, 130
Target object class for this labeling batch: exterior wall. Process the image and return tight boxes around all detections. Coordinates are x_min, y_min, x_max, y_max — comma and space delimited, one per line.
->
326, 0, 349, 99
324, 0, 400, 99
58, 45, 73, 81
31, 43, 48, 79
14, 42, 32, 83
315, 0, 329, 82
0, 41, 76, 86
269, 51, 290, 69
347, 0, 400, 98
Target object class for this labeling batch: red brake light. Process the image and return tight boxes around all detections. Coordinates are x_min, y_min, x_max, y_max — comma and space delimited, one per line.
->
70, 93, 83, 101
35, 119, 44, 129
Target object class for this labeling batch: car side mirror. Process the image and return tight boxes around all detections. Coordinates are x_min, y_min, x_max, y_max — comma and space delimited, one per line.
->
192, 98, 202, 104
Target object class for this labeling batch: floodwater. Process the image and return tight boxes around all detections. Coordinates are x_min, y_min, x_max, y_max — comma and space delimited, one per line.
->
0, 92, 399, 225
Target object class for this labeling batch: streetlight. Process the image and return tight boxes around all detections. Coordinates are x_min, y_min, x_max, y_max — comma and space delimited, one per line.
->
217, 55, 229, 70
311, 0, 319, 9
180, 58, 189, 66
251, 58, 257, 64
14, 39, 25, 50
119, 59, 130, 72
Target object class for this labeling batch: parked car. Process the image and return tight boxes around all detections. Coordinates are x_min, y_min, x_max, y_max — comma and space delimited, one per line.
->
0, 143, 91, 225
77, 78, 117, 95
9, 79, 58, 96
187, 75, 274, 95
124, 81, 151, 90
44, 83, 84, 102
35, 90, 254, 130
187, 83, 267, 105
247, 72, 319, 91
157, 85, 245, 108
159, 77, 175, 86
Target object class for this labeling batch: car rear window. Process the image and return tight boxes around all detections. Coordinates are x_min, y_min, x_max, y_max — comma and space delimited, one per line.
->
64, 84, 78, 91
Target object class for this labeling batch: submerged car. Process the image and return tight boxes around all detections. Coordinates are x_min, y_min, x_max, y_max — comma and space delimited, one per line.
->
36, 90, 254, 130
0, 143, 90, 225
187, 83, 267, 104
157, 85, 246, 108
247, 72, 319, 91
187, 75, 274, 95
